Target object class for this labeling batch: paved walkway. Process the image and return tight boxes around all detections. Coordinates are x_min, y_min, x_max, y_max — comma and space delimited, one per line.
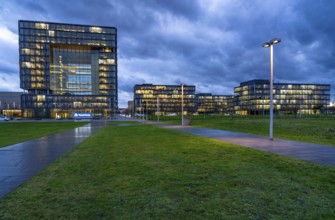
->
170, 126, 335, 167
0, 121, 107, 198
140, 120, 335, 167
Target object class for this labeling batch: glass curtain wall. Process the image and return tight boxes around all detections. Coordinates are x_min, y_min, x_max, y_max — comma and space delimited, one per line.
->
19, 20, 117, 119
50, 46, 99, 95
234, 80, 330, 115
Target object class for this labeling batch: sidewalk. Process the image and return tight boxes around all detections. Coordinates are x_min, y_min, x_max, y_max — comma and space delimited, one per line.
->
140, 120, 335, 167
0, 121, 106, 198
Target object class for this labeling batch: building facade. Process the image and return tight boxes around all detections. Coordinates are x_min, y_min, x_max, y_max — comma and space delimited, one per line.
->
19, 20, 117, 119
234, 80, 330, 115
196, 93, 233, 115
0, 92, 22, 118
134, 84, 196, 116
133, 81, 331, 116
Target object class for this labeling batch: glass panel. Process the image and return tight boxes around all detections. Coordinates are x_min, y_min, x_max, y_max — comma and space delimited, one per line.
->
50, 46, 100, 95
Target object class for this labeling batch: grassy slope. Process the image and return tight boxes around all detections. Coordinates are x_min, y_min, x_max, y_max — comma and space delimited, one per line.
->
0, 122, 88, 148
157, 116, 335, 146
0, 125, 334, 219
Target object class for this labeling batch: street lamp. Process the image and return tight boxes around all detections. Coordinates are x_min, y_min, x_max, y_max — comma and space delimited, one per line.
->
262, 38, 281, 140
157, 96, 160, 123
146, 100, 148, 120
110, 97, 112, 120
181, 84, 184, 126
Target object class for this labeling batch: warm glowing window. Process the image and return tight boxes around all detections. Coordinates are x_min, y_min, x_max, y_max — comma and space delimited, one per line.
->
99, 66, 107, 71
22, 62, 32, 68
89, 27, 102, 33
22, 48, 31, 55
99, 85, 108, 89
37, 95, 45, 101
48, 30, 55, 36
106, 59, 115, 65
156, 86, 167, 90
73, 102, 82, 107
158, 94, 168, 98
35, 23, 49, 29
99, 59, 115, 65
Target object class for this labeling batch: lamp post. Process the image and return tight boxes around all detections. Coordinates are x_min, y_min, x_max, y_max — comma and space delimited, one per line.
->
146, 100, 148, 120
139, 100, 143, 120
157, 96, 160, 123
110, 97, 112, 120
141, 101, 144, 120
114, 99, 118, 120
181, 84, 184, 126
262, 38, 281, 140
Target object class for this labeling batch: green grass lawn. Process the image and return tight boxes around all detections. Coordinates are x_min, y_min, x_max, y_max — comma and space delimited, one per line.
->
1, 125, 334, 219
0, 121, 88, 148
156, 115, 335, 146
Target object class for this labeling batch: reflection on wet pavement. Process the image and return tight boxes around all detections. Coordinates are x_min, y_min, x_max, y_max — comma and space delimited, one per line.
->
0, 121, 105, 198
75, 125, 92, 138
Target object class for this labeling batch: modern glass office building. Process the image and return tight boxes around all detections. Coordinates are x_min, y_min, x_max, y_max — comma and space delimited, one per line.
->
196, 93, 233, 115
234, 80, 330, 115
134, 84, 196, 116
133, 81, 331, 116
19, 20, 117, 118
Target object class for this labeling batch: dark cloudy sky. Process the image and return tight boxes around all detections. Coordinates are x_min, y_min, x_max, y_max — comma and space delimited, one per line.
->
0, 0, 334, 107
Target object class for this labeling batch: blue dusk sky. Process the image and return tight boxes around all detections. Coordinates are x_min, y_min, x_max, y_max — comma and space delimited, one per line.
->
0, 0, 334, 107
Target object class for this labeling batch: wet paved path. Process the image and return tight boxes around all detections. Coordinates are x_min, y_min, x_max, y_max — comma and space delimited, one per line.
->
0, 121, 107, 198
160, 124, 335, 167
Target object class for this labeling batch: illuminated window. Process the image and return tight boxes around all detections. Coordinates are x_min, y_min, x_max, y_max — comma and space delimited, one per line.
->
104, 48, 112, 53
35, 23, 49, 29
48, 30, 55, 36
99, 85, 108, 90
22, 48, 31, 55
22, 62, 32, 68
37, 95, 45, 101
99, 73, 108, 77
106, 59, 115, 65
98, 59, 115, 65
89, 27, 102, 33
73, 102, 82, 107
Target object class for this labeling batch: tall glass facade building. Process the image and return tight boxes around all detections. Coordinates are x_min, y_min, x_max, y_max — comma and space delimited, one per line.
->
19, 20, 117, 118
234, 80, 330, 115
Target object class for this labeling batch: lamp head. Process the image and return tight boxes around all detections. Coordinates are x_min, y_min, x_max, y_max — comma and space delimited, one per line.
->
262, 42, 271, 48
270, 38, 281, 44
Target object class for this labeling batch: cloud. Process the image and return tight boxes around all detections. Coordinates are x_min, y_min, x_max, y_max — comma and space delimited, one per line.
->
21, 1, 48, 14
0, 24, 19, 91
0, 0, 334, 105
0, 73, 20, 91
